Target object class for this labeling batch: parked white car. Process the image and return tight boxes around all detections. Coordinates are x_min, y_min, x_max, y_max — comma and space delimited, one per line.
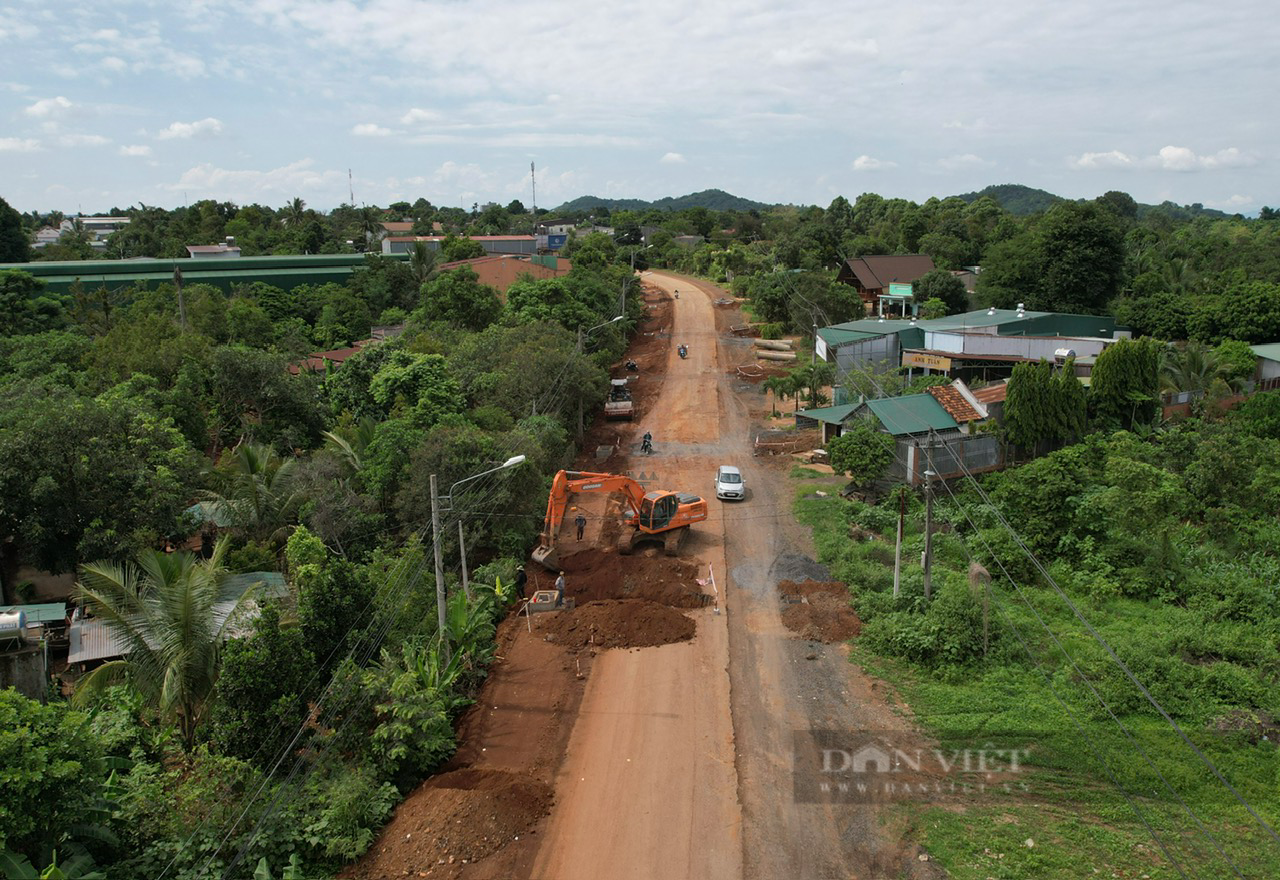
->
715, 465, 745, 500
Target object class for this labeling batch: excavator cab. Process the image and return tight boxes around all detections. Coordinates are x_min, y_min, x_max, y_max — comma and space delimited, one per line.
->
639, 493, 678, 531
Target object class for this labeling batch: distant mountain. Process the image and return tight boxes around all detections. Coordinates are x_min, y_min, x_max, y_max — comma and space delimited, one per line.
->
956, 184, 1064, 215
957, 182, 1233, 220
552, 189, 772, 216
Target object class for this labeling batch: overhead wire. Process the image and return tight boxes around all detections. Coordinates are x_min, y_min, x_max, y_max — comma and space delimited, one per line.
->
924, 441, 1240, 878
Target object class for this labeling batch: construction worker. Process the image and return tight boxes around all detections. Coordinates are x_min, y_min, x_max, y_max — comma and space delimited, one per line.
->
555, 571, 566, 608
575, 512, 587, 541
515, 565, 528, 601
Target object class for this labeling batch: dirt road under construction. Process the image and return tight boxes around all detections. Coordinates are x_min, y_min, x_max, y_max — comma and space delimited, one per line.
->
349, 274, 941, 880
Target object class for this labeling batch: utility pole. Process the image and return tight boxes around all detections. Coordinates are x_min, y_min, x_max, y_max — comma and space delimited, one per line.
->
430, 474, 450, 662
458, 520, 472, 601
923, 468, 935, 600
173, 265, 186, 330
893, 488, 904, 599
575, 326, 585, 442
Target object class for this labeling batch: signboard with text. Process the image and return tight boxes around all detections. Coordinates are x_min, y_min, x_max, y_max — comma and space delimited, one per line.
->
902, 352, 952, 371
888, 282, 914, 298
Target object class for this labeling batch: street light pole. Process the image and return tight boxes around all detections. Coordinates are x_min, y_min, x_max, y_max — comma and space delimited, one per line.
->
431, 455, 528, 660
576, 315, 625, 442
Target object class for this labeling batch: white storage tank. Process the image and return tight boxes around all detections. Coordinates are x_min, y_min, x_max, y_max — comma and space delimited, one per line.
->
0, 610, 27, 643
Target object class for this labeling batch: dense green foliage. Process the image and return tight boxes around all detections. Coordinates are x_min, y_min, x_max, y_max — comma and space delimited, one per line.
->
827, 421, 894, 486
796, 395, 1280, 877
0, 203, 646, 877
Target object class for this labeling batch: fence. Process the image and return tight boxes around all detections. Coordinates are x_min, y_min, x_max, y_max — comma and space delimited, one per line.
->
889, 433, 1004, 486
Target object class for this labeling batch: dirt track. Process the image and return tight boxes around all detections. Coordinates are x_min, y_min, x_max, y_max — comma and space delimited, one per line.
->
351, 273, 942, 880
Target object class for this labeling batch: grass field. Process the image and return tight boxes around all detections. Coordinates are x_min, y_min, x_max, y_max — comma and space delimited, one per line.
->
793, 475, 1280, 879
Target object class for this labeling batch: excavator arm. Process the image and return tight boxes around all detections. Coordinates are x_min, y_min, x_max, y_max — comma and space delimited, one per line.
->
537, 470, 648, 548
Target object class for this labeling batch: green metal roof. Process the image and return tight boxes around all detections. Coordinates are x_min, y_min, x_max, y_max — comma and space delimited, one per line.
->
863, 394, 959, 436
795, 403, 858, 425
1250, 343, 1280, 362
1, 603, 66, 623
1, 253, 410, 296
818, 327, 886, 347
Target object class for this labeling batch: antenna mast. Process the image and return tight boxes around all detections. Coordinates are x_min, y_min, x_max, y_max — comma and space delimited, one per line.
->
348, 169, 355, 205
530, 162, 537, 219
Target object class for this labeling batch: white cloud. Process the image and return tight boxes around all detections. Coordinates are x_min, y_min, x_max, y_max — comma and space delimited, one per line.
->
936, 153, 993, 171
24, 96, 73, 118
400, 108, 442, 125
120, 144, 152, 157
157, 118, 223, 140
0, 138, 42, 152
852, 155, 896, 171
352, 123, 392, 137
63, 134, 110, 146
166, 159, 347, 201
1206, 194, 1254, 211
1153, 145, 1255, 171
1069, 145, 1256, 172
1068, 150, 1135, 170
660, 152, 686, 164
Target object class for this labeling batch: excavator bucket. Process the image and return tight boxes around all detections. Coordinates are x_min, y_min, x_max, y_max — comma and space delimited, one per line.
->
532, 542, 559, 571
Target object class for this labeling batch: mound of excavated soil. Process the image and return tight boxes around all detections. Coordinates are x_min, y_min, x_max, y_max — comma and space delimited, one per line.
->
778, 580, 862, 643
343, 768, 552, 879
552, 548, 712, 608
544, 599, 696, 650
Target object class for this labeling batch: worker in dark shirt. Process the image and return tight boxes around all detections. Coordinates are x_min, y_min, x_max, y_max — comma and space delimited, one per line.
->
514, 565, 528, 601
575, 512, 587, 541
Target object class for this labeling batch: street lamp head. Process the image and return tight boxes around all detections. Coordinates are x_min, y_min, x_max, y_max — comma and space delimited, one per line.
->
502, 454, 527, 469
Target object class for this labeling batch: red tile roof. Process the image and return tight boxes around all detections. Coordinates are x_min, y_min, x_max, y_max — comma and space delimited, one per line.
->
927, 384, 983, 422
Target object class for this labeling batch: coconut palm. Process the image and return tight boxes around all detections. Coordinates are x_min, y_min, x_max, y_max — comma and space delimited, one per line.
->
409, 240, 438, 286
1160, 341, 1243, 394
283, 197, 307, 227
74, 539, 253, 750
203, 442, 300, 545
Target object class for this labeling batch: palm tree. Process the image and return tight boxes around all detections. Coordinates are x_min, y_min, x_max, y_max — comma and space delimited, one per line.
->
410, 240, 438, 286
322, 416, 378, 476
283, 197, 307, 227
74, 540, 252, 751
1160, 342, 1242, 394
203, 442, 300, 545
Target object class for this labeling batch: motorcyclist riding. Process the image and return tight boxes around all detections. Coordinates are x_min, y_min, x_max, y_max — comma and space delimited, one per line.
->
641, 431, 653, 454
678, 344, 688, 359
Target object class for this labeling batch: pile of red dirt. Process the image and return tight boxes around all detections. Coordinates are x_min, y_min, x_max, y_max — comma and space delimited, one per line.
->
544, 599, 696, 650
551, 548, 712, 608
343, 768, 552, 879
778, 579, 862, 643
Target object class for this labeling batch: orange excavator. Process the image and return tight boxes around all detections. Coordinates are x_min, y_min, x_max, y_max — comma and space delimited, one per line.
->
532, 469, 709, 570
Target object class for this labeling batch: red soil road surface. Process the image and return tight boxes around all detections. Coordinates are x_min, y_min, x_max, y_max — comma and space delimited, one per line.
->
530, 275, 742, 880
351, 273, 945, 880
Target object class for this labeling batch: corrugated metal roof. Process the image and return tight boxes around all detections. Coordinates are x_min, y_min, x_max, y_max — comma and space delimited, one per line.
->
795, 403, 858, 425
68, 620, 128, 665
1250, 343, 1280, 362
841, 255, 936, 290
68, 572, 287, 664
818, 327, 887, 348
863, 394, 959, 436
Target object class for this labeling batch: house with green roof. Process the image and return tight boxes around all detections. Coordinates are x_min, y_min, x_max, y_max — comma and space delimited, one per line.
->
1250, 343, 1280, 383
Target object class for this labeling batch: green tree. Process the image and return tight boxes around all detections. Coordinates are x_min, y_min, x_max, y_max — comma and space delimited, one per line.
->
0, 390, 197, 604
439, 234, 484, 262
74, 540, 250, 750
827, 421, 895, 486
212, 602, 315, 765
912, 269, 968, 315
0, 691, 105, 863
1090, 337, 1163, 430
1159, 341, 1243, 394
1034, 202, 1125, 313
0, 196, 30, 262
417, 267, 503, 331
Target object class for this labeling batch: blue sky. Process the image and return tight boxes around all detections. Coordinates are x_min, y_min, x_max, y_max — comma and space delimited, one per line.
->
1, 0, 1275, 215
